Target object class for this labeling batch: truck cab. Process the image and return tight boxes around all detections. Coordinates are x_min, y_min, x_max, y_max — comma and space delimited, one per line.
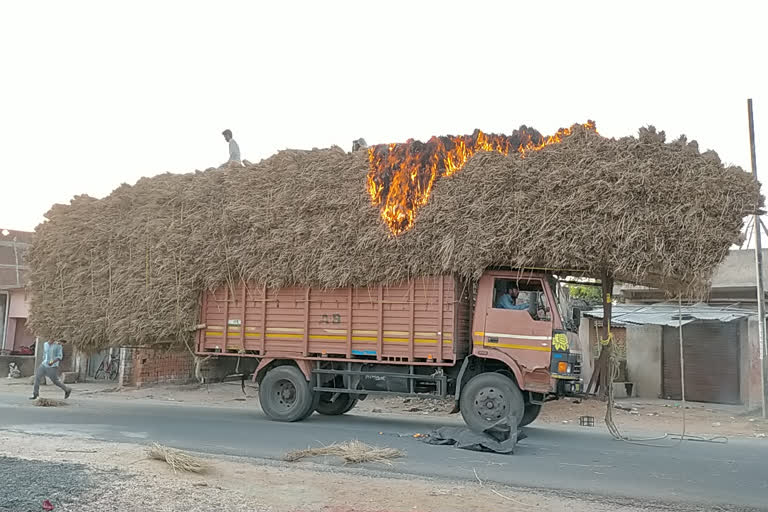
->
457, 270, 582, 429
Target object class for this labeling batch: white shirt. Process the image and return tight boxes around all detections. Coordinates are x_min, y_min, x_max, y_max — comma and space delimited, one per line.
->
229, 139, 241, 163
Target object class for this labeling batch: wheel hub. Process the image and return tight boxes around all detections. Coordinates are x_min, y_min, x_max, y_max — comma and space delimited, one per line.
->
276, 380, 297, 408
474, 387, 507, 422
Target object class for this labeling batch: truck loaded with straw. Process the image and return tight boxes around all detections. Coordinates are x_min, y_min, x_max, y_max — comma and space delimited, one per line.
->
27, 122, 760, 432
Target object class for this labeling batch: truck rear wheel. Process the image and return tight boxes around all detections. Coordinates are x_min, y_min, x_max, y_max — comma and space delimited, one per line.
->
460, 373, 524, 432
259, 366, 315, 422
519, 404, 542, 427
314, 392, 357, 415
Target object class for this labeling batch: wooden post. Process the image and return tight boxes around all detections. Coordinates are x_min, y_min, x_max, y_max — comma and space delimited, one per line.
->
598, 273, 614, 400
197, 292, 208, 353
437, 275, 444, 363
221, 286, 230, 353
377, 287, 384, 361
240, 281, 247, 350
586, 271, 614, 399
303, 287, 310, 356
260, 285, 267, 354
346, 287, 353, 358
409, 279, 415, 362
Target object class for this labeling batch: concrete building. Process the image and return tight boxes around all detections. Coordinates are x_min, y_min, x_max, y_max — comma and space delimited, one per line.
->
579, 250, 765, 409
0, 229, 34, 353
0, 229, 37, 376
580, 304, 754, 405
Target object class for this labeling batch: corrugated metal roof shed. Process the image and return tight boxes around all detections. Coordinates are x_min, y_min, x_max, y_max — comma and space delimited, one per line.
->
583, 303, 750, 327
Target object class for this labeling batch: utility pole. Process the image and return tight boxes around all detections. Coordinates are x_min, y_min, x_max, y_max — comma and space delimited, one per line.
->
747, 98, 767, 419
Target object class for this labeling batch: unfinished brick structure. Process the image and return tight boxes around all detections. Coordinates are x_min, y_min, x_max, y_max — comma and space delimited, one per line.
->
119, 347, 195, 387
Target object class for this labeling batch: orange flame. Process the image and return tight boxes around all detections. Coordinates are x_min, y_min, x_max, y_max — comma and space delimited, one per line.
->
367, 121, 597, 234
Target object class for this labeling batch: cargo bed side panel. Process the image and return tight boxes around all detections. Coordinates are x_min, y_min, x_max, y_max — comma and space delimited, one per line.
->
197, 275, 463, 365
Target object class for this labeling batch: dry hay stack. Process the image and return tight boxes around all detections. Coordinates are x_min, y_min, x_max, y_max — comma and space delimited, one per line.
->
147, 443, 209, 473
27, 125, 759, 351
284, 440, 404, 464
34, 397, 67, 407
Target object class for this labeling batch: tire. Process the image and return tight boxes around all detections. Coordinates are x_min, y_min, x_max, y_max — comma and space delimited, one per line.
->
341, 398, 358, 413
519, 404, 542, 427
258, 366, 315, 422
460, 372, 524, 432
313, 392, 358, 416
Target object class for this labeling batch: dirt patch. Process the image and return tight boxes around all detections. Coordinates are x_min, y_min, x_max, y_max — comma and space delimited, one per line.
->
535, 398, 768, 440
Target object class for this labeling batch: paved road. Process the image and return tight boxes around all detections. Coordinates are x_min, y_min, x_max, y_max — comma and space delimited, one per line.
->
1, 394, 766, 510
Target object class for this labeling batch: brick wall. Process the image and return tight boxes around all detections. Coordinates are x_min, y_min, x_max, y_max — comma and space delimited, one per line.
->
119, 347, 196, 387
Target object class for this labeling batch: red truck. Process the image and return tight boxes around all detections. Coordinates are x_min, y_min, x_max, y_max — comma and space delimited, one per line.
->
196, 270, 581, 431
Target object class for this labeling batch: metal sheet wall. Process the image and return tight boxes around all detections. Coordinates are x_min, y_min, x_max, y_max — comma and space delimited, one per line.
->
662, 321, 740, 404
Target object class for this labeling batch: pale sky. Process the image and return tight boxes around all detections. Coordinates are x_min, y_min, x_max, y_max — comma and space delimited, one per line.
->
1, 0, 766, 232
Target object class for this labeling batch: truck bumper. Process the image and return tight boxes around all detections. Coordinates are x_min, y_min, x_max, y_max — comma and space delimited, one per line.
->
550, 351, 582, 397
556, 377, 582, 397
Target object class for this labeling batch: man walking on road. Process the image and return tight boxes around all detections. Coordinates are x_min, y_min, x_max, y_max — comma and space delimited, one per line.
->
222, 129, 241, 165
30, 340, 72, 400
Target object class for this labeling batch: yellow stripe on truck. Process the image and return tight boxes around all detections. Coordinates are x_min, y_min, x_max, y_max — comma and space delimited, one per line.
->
205, 331, 453, 345
472, 341, 550, 352
473, 331, 551, 341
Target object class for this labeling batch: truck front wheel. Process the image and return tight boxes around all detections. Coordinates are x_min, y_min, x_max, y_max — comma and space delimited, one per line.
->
519, 404, 542, 427
314, 392, 357, 415
259, 366, 315, 422
460, 373, 524, 432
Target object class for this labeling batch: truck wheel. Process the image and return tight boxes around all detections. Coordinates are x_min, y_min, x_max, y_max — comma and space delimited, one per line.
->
341, 398, 358, 413
314, 392, 357, 415
460, 373, 524, 432
259, 366, 315, 422
519, 404, 542, 427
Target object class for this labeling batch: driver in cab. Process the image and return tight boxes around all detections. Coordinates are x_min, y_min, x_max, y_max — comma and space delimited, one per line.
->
496, 286, 529, 310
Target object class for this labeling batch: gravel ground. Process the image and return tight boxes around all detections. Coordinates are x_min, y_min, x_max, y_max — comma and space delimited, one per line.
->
0, 456, 119, 512
0, 447, 275, 512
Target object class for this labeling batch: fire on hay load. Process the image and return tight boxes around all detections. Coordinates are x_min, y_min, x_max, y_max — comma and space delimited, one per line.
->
27, 123, 760, 352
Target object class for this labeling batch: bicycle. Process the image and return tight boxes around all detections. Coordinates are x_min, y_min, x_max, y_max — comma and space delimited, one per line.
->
94, 352, 120, 380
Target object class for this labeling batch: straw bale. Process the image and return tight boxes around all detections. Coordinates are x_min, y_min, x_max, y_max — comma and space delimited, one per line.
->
33, 398, 68, 407
284, 440, 404, 464
147, 443, 209, 473
27, 125, 759, 351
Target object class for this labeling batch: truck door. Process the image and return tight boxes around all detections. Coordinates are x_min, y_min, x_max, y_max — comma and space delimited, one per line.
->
481, 277, 553, 369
